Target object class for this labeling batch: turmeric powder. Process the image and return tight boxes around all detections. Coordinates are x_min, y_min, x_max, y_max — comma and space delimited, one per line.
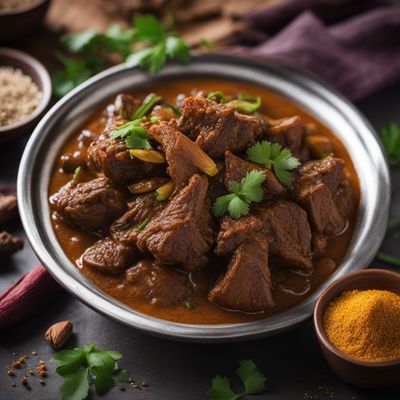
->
323, 289, 400, 362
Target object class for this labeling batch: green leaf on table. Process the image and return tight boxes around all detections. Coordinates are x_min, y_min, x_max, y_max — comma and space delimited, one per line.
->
236, 360, 266, 395
379, 122, 400, 166
247, 140, 300, 186
60, 368, 90, 400
207, 375, 241, 400
53, 348, 86, 376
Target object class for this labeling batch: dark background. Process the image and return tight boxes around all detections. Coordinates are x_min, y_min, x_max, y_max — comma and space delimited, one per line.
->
1, 82, 400, 399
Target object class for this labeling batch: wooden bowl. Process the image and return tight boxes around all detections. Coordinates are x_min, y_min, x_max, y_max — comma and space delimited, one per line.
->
314, 268, 400, 388
0, 0, 51, 41
0, 47, 51, 144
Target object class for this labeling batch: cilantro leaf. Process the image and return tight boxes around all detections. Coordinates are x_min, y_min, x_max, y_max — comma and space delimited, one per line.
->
132, 94, 162, 119
53, 349, 86, 376
247, 140, 300, 186
60, 368, 90, 400
133, 14, 165, 43
165, 36, 190, 63
91, 365, 115, 395
236, 360, 266, 395
212, 170, 266, 219
379, 122, 400, 166
114, 369, 130, 383
200, 37, 214, 51
207, 375, 241, 400
62, 30, 98, 53
110, 120, 151, 149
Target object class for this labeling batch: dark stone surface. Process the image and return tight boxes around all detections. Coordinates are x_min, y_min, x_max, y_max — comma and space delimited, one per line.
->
1, 83, 400, 399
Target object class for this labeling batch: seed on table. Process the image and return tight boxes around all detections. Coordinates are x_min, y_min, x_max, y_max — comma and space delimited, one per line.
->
32, 351, 38, 356
7, 369, 14, 376
40, 380, 45, 385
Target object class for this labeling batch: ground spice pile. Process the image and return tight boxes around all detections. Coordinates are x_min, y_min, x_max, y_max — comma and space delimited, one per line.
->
323, 289, 400, 362
0, 67, 42, 127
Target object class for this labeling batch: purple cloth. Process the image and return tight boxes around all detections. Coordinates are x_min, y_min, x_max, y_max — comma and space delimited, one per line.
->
244, 2, 400, 101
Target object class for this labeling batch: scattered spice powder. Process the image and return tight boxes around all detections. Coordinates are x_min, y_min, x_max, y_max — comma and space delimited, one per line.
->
0, 67, 42, 127
323, 289, 400, 361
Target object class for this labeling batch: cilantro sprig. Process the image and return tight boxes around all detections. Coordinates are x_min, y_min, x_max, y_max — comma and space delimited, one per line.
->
110, 119, 151, 149
52, 15, 199, 99
212, 170, 266, 219
53, 344, 129, 400
207, 360, 267, 400
379, 122, 400, 166
246, 140, 300, 186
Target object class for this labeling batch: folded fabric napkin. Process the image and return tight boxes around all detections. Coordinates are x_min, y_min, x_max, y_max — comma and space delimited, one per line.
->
245, 1, 400, 101
2, 0, 400, 330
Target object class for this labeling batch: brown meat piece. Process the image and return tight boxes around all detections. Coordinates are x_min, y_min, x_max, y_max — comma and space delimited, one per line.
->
123, 260, 190, 307
110, 192, 166, 247
224, 151, 285, 199
104, 93, 140, 131
82, 238, 134, 275
334, 177, 356, 217
259, 201, 312, 270
215, 214, 264, 256
297, 183, 347, 237
178, 96, 259, 158
304, 135, 334, 159
295, 156, 344, 194
136, 174, 213, 271
208, 236, 274, 312
87, 137, 163, 185
149, 121, 204, 187
51, 177, 126, 232
262, 116, 304, 158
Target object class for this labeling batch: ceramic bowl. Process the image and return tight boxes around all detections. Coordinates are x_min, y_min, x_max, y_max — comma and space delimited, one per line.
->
0, 47, 51, 144
17, 54, 390, 342
314, 268, 400, 388
0, 0, 51, 41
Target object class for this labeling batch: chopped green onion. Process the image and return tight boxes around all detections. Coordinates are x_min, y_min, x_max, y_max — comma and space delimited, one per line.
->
207, 91, 226, 103
132, 95, 162, 119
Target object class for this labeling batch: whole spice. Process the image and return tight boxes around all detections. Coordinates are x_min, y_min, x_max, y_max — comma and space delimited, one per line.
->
45, 320, 73, 349
323, 289, 400, 362
0, 195, 18, 225
0, 67, 42, 127
0, 231, 23, 255
0, 265, 62, 330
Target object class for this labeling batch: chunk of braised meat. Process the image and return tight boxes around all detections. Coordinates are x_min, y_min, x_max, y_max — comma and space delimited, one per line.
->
334, 176, 356, 217
215, 215, 264, 256
258, 201, 312, 270
87, 137, 164, 185
123, 260, 191, 306
208, 161, 226, 200
110, 192, 166, 247
51, 177, 126, 232
178, 96, 259, 158
224, 151, 285, 199
150, 105, 176, 121
294, 156, 344, 193
261, 116, 304, 159
60, 130, 97, 173
297, 182, 347, 237
208, 235, 274, 312
149, 121, 214, 187
81, 238, 134, 275
136, 174, 213, 271
104, 93, 139, 131
304, 135, 334, 159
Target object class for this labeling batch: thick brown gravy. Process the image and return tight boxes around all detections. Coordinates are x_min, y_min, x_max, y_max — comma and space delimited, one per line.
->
49, 79, 359, 324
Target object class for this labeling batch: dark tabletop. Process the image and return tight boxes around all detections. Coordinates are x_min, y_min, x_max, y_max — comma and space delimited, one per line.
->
1, 82, 400, 400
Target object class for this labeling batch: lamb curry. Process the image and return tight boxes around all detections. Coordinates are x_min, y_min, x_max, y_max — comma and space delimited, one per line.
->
49, 79, 359, 324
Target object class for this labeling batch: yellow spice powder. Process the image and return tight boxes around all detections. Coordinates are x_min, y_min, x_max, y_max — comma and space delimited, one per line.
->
323, 289, 400, 362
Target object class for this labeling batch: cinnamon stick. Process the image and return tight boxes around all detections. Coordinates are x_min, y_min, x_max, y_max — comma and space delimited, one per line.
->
0, 265, 63, 330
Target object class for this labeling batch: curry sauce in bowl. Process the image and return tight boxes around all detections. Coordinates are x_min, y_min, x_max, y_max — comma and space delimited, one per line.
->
48, 79, 359, 325
18, 55, 389, 340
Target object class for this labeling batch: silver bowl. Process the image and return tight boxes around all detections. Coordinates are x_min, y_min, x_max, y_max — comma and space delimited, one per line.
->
18, 54, 390, 342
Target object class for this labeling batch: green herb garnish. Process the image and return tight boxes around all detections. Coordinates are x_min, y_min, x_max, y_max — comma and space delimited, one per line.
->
53, 344, 129, 400
132, 94, 162, 119
52, 15, 200, 99
110, 119, 151, 149
379, 122, 400, 166
165, 102, 182, 115
207, 91, 226, 103
228, 94, 261, 114
126, 15, 190, 72
70, 166, 82, 188
137, 218, 150, 231
200, 37, 215, 51
212, 170, 266, 219
246, 140, 300, 186
207, 360, 267, 400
